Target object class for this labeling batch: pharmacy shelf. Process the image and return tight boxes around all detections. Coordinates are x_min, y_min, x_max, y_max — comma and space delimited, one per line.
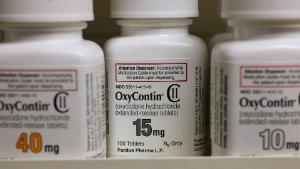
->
1, 157, 300, 169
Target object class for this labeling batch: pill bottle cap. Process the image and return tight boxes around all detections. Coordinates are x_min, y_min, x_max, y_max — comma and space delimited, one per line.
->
222, 0, 300, 21
0, 0, 94, 23
111, 0, 199, 18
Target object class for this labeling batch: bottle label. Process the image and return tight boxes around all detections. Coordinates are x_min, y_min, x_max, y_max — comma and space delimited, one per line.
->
0, 64, 106, 159
107, 59, 207, 156
212, 62, 300, 156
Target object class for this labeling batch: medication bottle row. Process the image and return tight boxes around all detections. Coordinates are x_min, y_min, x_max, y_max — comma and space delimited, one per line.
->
1, 0, 300, 160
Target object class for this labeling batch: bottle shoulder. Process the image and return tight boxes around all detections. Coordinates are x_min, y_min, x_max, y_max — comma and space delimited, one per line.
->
105, 34, 206, 48
209, 32, 233, 48
212, 39, 300, 63
0, 40, 104, 66
104, 34, 207, 60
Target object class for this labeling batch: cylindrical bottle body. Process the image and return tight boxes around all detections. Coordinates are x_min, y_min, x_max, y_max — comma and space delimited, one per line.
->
0, 25, 106, 160
106, 20, 208, 157
211, 25, 300, 156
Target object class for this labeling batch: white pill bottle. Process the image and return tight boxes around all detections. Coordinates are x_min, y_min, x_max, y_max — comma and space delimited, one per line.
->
211, 0, 300, 156
0, 0, 106, 159
105, 0, 208, 157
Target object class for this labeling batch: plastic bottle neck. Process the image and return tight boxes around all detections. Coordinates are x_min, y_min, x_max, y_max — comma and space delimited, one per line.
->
231, 21, 300, 40
118, 19, 192, 36
3, 22, 86, 42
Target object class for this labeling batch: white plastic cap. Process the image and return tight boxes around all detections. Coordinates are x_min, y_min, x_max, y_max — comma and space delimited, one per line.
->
0, 0, 94, 23
222, 0, 300, 21
111, 0, 199, 18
